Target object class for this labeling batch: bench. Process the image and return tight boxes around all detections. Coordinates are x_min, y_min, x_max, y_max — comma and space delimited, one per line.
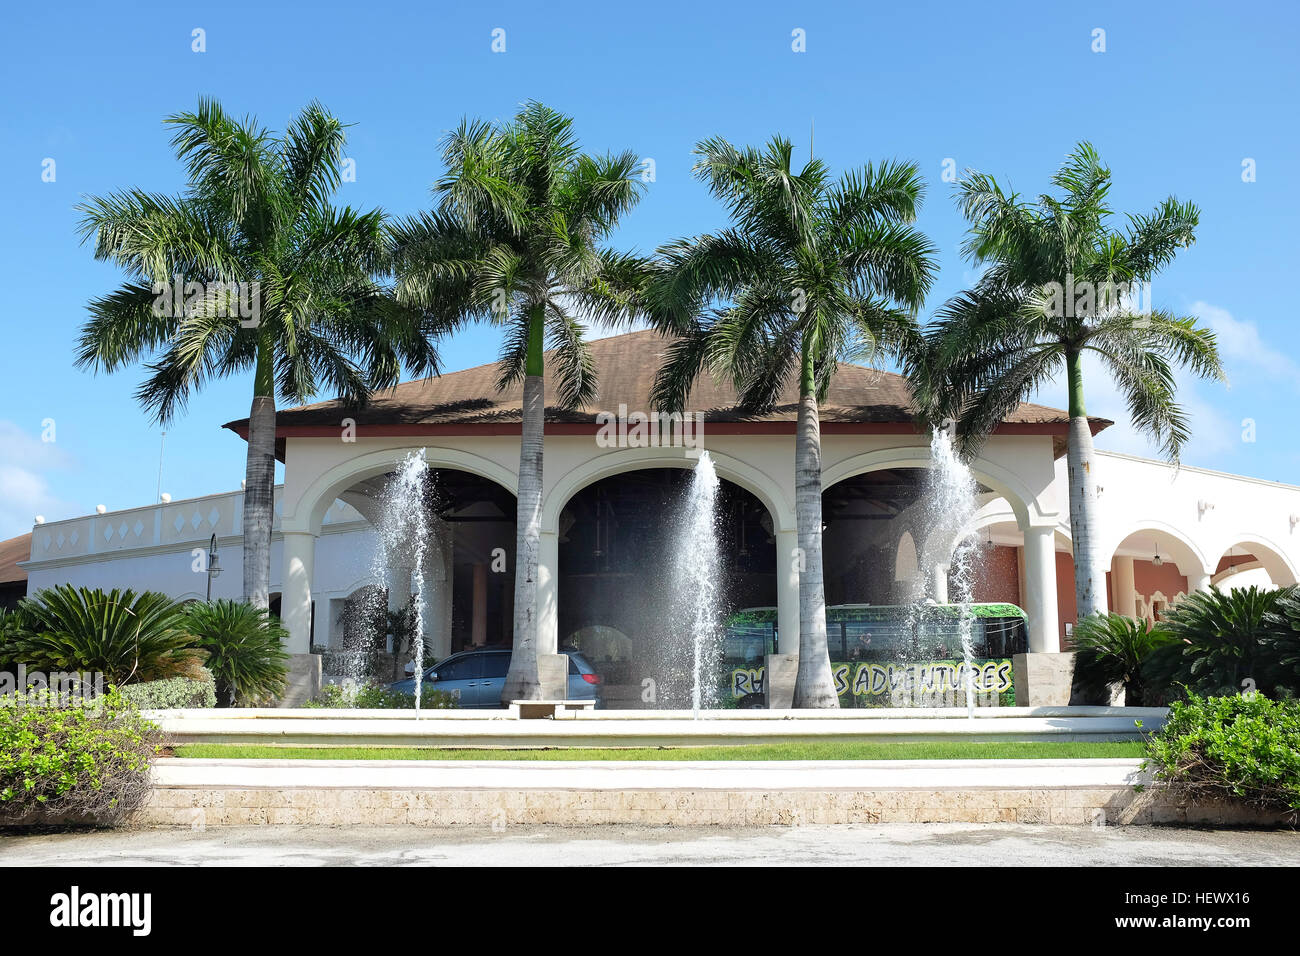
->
509, 699, 598, 720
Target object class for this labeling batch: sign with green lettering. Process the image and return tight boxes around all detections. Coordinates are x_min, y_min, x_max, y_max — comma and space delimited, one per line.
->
730, 658, 1015, 705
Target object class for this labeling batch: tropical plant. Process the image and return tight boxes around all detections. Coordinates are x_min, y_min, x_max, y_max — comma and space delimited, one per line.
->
9, 586, 201, 685
0, 689, 163, 824
1268, 587, 1300, 673
330, 593, 421, 681
907, 143, 1225, 619
1144, 585, 1299, 699
0, 607, 27, 671
75, 98, 445, 611
385, 599, 424, 681
118, 672, 219, 709
646, 136, 936, 707
390, 102, 647, 700
1143, 692, 1300, 815
180, 600, 289, 706
1070, 612, 1176, 706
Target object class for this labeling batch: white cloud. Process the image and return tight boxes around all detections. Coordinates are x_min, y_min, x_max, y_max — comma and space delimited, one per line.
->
1028, 301, 1295, 465
1191, 301, 1299, 387
1030, 350, 1236, 461
0, 421, 77, 539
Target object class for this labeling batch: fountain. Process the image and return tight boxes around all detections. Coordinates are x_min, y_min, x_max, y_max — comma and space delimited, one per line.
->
919, 426, 982, 716
666, 451, 725, 717
368, 450, 435, 712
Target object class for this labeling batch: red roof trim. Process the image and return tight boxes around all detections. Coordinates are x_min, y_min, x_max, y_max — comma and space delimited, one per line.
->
228, 420, 1100, 440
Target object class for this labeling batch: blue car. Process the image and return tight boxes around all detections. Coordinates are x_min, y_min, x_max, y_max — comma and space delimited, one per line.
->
389, 647, 602, 708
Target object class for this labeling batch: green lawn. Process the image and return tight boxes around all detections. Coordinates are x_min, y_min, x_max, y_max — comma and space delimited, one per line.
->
174, 740, 1145, 762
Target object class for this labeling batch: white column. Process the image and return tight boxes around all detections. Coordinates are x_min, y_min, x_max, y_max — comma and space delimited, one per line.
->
472, 563, 488, 646
1023, 525, 1060, 653
1015, 545, 1028, 609
537, 530, 559, 655
418, 562, 451, 661
776, 529, 800, 655
1192, 570, 1213, 593
433, 531, 453, 659
387, 564, 412, 613
1113, 555, 1137, 618
281, 531, 316, 654
931, 563, 949, 604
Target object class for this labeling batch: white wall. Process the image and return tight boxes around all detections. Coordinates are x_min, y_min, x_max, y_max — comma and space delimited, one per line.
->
20, 438, 1300, 655
1067, 451, 1300, 584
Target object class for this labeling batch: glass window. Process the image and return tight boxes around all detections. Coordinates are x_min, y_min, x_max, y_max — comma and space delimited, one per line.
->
481, 652, 511, 678
434, 655, 483, 681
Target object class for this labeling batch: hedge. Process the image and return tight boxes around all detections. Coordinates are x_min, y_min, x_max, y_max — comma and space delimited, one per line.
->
117, 671, 218, 710
1143, 692, 1300, 815
0, 689, 163, 824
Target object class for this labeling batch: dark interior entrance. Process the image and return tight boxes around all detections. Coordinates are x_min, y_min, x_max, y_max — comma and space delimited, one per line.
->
557, 467, 776, 707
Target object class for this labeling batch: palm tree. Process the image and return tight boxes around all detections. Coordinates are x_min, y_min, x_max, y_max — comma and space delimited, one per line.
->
389, 102, 646, 700
647, 137, 936, 707
76, 99, 442, 610
9, 586, 201, 686
1145, 585, 1300, 699
1069, 611, 1176, 706
181, 599, 290, 706
911, 143, 1225, 619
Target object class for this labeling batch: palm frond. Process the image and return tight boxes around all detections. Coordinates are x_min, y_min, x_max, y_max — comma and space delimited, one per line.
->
165, 97, 277, 240
281, 99, 347, 214
545, 304, 597, 409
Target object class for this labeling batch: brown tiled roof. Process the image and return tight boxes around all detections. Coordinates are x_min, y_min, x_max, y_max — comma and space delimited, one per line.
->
226, 330, 1106, 444
0, 533, 31, 585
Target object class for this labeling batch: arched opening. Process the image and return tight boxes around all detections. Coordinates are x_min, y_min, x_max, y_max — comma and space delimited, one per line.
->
322, 583, 384, 678
1212, 539, 1299, 590
556, 467, 777, 707
822, 469, 1018, 607
894, 531, 918, 586
320, 466, 517, 681
1107, 527, 1207, 626
814, 469, 1029, 705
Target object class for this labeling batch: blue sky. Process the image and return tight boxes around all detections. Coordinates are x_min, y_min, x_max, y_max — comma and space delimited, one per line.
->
2, 0, 1297, 538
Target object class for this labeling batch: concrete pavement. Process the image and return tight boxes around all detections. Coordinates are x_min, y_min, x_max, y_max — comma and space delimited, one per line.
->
2, 824, 1296, 866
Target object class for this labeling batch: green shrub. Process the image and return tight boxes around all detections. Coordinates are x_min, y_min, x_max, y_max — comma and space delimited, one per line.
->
6, 586, 201, 685
307, 680, 456, 710
1266, 588, 1300, 674
180, 600, 288, 706
1143, 692, 1300, 815
0, 689, 163, 824
1144, 586, 1299, 700
1071, 612, 1176, 706
0, 607, 26, 670
117, 671, 218, 709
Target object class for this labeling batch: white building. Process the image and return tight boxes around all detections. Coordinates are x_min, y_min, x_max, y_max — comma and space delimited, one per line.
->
13, 332, 1300, 702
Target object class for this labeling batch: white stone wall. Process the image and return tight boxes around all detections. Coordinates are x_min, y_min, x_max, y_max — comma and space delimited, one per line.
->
1083, 451, 1299, 584
23, 487, 370, 648
19, 437, 1300, 655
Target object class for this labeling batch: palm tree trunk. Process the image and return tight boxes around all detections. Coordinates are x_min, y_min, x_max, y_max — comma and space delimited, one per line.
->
1066, 350, 1106, 621
242, 337, 276, 611
793, 345, 838, 708
502, 306, 546, 701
